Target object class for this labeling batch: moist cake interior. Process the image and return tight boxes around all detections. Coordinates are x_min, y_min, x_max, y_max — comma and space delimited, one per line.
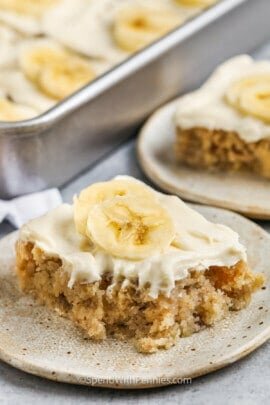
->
16, 241, 264, 353
175, 127, 270, 179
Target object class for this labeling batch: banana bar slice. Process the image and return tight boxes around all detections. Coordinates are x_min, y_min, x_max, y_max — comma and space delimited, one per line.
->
16, 176, 264, 353
175, 55, 270, 179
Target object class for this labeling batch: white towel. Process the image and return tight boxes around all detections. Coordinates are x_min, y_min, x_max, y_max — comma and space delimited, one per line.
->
0, 189, 62, 228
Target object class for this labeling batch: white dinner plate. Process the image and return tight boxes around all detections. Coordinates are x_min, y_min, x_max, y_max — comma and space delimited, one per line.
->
0, 205, 269, 388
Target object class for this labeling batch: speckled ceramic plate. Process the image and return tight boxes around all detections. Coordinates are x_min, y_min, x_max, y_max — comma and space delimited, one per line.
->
0, 205, 269, 389
137, 100, 270, 219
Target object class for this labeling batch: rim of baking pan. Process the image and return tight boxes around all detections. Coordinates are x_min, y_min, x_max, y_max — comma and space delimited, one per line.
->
0, 0, 245, 137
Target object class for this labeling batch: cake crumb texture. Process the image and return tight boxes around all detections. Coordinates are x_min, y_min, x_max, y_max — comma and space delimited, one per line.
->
16, 241, 264, 353
175, 127, 270, 178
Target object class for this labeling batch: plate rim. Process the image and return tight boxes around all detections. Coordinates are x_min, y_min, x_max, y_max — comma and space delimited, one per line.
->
137, 100, 270, 220
1, 330, 270, 389
0, 221, 270, 389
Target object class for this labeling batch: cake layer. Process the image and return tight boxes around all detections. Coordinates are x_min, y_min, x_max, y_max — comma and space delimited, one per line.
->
16, 240, 263, 353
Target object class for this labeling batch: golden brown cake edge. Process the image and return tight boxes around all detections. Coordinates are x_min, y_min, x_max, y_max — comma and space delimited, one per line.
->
175, 126, 270, 179
15, 240, 265, 353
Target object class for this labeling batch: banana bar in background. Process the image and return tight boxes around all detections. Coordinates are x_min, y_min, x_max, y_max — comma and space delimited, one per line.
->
0, 22, 21, 69
174, 55, 270, 179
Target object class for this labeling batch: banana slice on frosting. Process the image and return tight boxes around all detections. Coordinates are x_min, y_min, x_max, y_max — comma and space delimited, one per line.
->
19, 43, 96, 100
74, 178, 157, 236
226, 75, 270, 124
0, 98, 36, 121
86, 195, 175, 260
174, 0, 218, 7
113, 5, 183, 53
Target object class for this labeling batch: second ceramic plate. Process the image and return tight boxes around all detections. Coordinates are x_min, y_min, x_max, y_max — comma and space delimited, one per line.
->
137, 100, 270, 219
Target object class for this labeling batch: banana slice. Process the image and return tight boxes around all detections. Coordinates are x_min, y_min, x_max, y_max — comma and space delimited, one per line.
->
20, 46, 62, 83
20, 44, 95, 100
0, 98, 36, 121
0, 0, 58, 17
87, 195, 175, 260
226, 75, 270, 123
174, 0, 217, 8
39, 58, 96, 101
74, 178, 157, 236
113, 6, 183, 53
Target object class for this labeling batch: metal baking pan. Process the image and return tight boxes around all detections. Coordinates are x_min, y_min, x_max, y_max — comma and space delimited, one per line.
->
0, 0, 269, 198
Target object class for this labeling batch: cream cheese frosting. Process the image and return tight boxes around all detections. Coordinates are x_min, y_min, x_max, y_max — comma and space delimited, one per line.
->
0, 9, 42, 35
42, 0, 195, 61
42, 0, 128, 61
175, 55, 270, 143
0, 22, 21, 69
19, 177, 246, 298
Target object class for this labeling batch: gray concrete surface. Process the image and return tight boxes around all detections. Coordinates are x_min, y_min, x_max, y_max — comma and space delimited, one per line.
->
0, 140, 269, 405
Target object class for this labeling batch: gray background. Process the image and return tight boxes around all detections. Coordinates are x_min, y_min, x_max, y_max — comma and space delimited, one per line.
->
1, 41, 270, 405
